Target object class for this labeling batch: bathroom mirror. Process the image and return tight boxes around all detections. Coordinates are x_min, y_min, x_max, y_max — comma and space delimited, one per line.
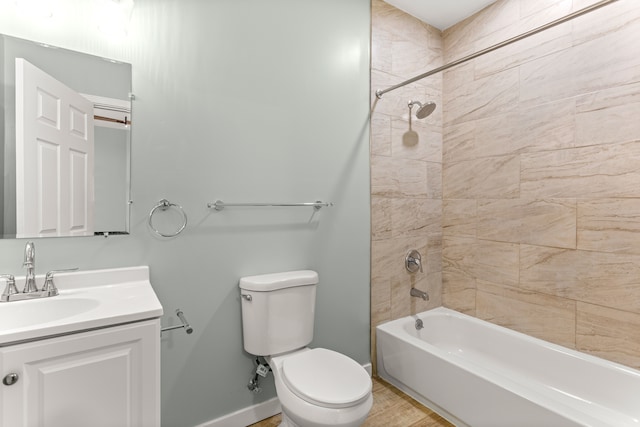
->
1, 33, 132, 238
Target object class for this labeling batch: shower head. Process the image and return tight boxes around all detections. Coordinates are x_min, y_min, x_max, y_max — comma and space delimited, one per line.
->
408, 100, 436, 119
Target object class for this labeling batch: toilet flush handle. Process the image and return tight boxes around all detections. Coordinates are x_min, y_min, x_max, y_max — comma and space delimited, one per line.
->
241, 294, 252, 302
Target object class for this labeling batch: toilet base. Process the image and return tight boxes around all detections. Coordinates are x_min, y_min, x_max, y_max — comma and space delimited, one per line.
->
277, 411, 297, 427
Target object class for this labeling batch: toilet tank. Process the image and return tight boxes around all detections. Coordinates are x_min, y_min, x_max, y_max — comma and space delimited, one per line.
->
239, 270, 318, 356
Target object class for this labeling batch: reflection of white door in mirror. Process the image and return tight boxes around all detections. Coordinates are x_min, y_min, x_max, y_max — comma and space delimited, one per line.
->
15, 58, 95, 238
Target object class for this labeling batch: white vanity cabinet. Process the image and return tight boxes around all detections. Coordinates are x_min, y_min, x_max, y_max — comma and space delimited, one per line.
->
0, 319, 160, 427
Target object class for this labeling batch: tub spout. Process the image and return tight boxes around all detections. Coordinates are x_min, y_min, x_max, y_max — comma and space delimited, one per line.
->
410, 288, 429, 301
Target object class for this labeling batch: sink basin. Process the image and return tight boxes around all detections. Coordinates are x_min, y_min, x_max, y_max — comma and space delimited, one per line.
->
0, 298, 99, 330
0, 266, 163, 346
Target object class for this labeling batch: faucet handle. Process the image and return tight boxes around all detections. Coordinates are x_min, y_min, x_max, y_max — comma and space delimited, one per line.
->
0, 274, 18, 301
42, 268, 79, 296
405, 249, 423, 273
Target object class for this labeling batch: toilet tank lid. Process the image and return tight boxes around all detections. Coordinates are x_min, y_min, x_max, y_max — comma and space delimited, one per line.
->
239, 270, 319, 291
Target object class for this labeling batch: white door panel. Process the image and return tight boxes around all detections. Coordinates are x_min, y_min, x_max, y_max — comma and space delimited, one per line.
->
16, 58, 95, 237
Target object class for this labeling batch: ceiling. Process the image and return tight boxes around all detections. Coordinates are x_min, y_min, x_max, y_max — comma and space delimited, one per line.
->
383, 0, 497, 31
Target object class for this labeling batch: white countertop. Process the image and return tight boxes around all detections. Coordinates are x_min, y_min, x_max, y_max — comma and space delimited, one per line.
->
0, 266, 163, 346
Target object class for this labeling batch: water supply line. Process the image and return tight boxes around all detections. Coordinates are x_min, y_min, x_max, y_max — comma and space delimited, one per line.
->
248, 356, 271, 393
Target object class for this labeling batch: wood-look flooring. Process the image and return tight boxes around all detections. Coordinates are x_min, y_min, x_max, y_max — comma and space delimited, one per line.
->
248, 377, 453, 427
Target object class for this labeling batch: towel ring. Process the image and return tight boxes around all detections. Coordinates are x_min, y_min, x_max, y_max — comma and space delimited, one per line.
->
148, 199, 187, 237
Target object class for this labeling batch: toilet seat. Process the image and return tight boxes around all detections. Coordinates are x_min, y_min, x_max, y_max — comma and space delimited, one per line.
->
281, 348, 371, 409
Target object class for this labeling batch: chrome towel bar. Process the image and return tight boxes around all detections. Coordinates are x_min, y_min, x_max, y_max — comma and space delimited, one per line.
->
207, 200, 334, 211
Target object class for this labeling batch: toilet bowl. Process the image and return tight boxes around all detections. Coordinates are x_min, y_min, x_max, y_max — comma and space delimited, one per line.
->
239, 270, 373, 427
268, 348, 373, 427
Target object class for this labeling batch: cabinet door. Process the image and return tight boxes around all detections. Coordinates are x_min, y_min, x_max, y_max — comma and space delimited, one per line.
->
0, 320, 160, 427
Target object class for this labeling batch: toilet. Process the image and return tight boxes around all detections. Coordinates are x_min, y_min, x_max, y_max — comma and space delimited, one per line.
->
239, 270, 373, 427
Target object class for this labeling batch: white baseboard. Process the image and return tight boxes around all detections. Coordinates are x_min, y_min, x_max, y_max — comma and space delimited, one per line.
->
196, 397, 281, 427
198, 362, 372, 427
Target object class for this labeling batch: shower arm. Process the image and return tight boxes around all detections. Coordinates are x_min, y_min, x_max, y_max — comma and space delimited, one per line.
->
375, 0, 619, 99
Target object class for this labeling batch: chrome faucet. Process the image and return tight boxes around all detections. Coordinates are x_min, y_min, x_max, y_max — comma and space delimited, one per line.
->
410, 288, 429, 301
0, 241, 78, 302
23, 241, 38, 293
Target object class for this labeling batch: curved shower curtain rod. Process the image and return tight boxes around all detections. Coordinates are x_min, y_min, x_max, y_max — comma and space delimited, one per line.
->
375, 0, 620, 99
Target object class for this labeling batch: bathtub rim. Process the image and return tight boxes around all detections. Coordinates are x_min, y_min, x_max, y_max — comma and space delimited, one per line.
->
375, 307, 640, 427
378, 307, 640, 380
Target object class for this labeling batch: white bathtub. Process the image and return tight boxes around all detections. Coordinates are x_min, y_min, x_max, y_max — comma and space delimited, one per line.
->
376, 307, 640, 427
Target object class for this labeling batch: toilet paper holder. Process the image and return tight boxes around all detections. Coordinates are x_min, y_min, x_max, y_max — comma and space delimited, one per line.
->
161, 308, 193, 335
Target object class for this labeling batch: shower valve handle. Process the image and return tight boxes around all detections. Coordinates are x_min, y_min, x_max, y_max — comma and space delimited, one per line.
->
405, 250, 423, 273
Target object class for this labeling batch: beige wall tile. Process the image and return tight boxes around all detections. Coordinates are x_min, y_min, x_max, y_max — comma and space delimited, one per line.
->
477, 199, 576, 248
575, 84, 640, 146
474, 20, 572, 79
577, 302, 640, 369
371, 279, 391, 328
426, 162, 442, 199
371, 0, 432, 46
371, 196, 392, 241
521, 141, 640, 199
391, 118, 442, 163
391, 274, 412, 320
391, 198, 442, 238
440, 0, 640, 370
392, 40, 441, 79
443, 121, 475, 163
371, 114, 392, 157
517, 98, 576, 152
371, 25, 393, 74
443, 236, 476, 278
520, 0, 572, 20
444, 68, 520, 126
476, 280, 576, 348
442, 269, 476, 315
411, 272, 442, 314
442, 62, 475, 102
572, 0, 640, 46
389, 237, 429, 320
371, 239, 393, 327
442, 235, 477, 314
426, 233, 443, 274
520, 245, 640, 314
473, 240, 519, 287
443, 0, 519, 63
471, 112, 522, 158
443, 199, 477, 238
443, 155, 520, 199
371, 155, 428, 198
576, 81, 640, 112
519, 23, 640, 108
371, 71, 431, 117
372, 238, 399, 283
577, 199, 640, 254
477, 0, 571, 51
371, 0, 444, 365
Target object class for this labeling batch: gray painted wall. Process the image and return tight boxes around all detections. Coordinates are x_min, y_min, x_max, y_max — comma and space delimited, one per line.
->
0, 0, 371, 425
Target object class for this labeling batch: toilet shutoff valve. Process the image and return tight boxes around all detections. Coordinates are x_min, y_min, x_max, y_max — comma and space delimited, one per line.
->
248, 357, 271, 393
256, 363, 269, 378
